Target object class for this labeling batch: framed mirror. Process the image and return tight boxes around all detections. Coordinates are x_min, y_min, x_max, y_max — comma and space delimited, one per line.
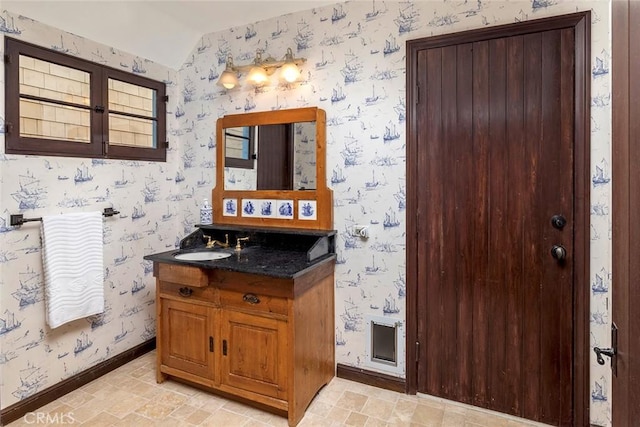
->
213, 107, 333, 230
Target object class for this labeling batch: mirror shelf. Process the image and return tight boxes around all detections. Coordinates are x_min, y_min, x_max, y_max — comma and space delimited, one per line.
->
213, 107, 333, 230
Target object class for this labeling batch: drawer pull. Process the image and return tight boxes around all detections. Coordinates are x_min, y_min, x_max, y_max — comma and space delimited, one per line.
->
223, 339, 227, 356
242, 293, 260, 304
178, 287, 193, 297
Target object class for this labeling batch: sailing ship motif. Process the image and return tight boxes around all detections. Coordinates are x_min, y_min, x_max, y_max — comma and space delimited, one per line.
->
336, 329, 346, 345
591, 378, 607, 402
216, 37, 231, 65
12, 362, 47, 400
365, 170, 380, 189
294, 19, 313, 51
131, 278, 145, 294
51, 35, 78, 54
0, 309, 22, 335
332, 167, 347, 184
87, 302, 111, 330
428, 12, 459, 27
0, 12, 21, 34
140, 315, 156, 340
592, 49, 610, 78
197, 37, 211, 54
332, 5, 347, 23
182, 78, 196, 103
394, 98, 406, 122
383, 296, 400, 314
141, 177, 160, 203
74, 331, 93, 355
57, 352, 69, 359
341, 298, 363, 331
532, 0, 556, 10
0, 215, 13, 233
395, 274, 406, 298
390, 184, 405, 209
12, 266, 44, 308
74, 164, 93, 183
383, 35, 400, 56
383, 123, 400, 142
341, 52, 362, 84
131, 204, 146, 220
365, 0, 386, 20
197, 172, 208, 187
0, 350, 18, 364
245, 25, 257, 40
592, 271, 609, 294
365, 85, 381, 105
365, 255, 381, 274
395, 2, 419, 34
114, 322, 128, 343
11, 171, 47, 210
341, 142, 363, 167
113, 246, 129, 265
175, 105, 185, 118
383, 210, 401, 228
114, 169, 128, 188
132, 58, 147, 74
592, 159, 611, 186
331, 86, 346, 103
271, 20, 285, 39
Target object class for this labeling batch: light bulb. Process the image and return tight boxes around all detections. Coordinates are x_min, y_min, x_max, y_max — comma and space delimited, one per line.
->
280, 62, 301, 83
217, 69, 238, 89
247, 66, 268, 85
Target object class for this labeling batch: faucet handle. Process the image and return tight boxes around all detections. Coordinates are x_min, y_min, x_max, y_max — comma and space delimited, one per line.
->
203, 235, 213, 248
235, 236, 249, 251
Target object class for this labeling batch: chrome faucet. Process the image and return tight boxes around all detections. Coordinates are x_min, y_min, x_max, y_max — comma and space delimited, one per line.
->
205, 234, 229, 249
235, 236, 249, 251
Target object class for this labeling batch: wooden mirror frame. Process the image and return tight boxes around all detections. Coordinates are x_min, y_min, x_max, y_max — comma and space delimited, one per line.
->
213, 107, 333, 230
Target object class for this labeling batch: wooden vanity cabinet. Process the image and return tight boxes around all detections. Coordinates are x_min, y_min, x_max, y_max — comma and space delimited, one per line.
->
154, 260, 335, 426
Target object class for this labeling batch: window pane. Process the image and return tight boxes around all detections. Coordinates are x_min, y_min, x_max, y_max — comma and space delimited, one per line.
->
19, 99, 90, 142
108, 78, 156, 117
109, 114, 156, 148
19, 55, 90, 106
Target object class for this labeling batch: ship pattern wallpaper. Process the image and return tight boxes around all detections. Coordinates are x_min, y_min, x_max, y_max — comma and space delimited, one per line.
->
0, 1, 612, 424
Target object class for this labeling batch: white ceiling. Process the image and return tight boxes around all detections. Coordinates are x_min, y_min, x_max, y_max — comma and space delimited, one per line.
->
3, 0, 336, 69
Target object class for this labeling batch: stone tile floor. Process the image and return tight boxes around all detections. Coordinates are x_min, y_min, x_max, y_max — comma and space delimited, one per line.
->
7, 351, 550, 426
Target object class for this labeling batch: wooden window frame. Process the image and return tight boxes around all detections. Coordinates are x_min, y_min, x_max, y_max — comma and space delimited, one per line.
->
4, 37, 167, 162
224, 126, 255, 169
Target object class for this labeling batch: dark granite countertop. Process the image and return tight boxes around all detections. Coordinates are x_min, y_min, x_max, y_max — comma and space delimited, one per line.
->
144, 225, 336, 279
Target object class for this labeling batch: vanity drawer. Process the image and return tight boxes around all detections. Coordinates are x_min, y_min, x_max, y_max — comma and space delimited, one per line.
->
158, 281, 217, 303
157, 263, 208, 288
219, 289, 288, 316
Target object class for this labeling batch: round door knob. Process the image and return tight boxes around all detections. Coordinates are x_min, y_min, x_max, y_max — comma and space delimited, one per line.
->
551, 245, 567, 261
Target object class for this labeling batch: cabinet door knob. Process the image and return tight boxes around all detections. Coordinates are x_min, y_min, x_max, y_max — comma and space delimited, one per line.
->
243, 293, 260, 304
179, 287, 193, 297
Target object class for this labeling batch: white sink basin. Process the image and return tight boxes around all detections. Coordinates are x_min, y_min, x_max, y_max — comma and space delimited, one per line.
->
174, 251, 232, 261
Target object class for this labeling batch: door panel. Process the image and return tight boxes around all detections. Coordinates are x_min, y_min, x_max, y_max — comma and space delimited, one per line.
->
415, 29, 575, 425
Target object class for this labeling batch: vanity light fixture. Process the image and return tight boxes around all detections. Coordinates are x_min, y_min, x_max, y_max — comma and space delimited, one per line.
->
216, 48, 306, 89
218, 54, 239, 89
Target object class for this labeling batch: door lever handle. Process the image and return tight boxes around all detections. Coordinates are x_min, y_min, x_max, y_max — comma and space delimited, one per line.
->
594, 346, 616, 365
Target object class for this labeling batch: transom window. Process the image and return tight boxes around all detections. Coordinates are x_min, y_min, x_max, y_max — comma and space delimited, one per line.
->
5, 38, 167, 161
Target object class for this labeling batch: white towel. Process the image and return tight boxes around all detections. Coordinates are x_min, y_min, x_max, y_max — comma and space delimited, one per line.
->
42, 212, 104, 329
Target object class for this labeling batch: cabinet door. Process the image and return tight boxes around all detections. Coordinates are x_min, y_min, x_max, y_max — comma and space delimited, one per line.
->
160, 298, 216, 380
220, 310, 288, 400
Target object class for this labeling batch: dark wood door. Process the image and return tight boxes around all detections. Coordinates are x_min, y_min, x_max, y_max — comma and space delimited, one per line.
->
257, 124, 293, 190
407, 14, 590, 427
613, 1, 640, 424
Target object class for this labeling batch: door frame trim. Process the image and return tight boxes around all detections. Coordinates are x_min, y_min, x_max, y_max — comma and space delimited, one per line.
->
405, 12, 591, 425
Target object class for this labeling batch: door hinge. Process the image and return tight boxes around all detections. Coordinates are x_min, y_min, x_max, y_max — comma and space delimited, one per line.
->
165, 140, 169, 149
4, 54, 10, 64
103, 140, 108, 155
4, 122, 12, 134
415, 341, 420, 363
162, 95, 169, 102
209, 336, 214, 352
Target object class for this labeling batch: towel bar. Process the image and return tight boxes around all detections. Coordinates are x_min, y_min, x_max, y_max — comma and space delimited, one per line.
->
10, 208, 120, 226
